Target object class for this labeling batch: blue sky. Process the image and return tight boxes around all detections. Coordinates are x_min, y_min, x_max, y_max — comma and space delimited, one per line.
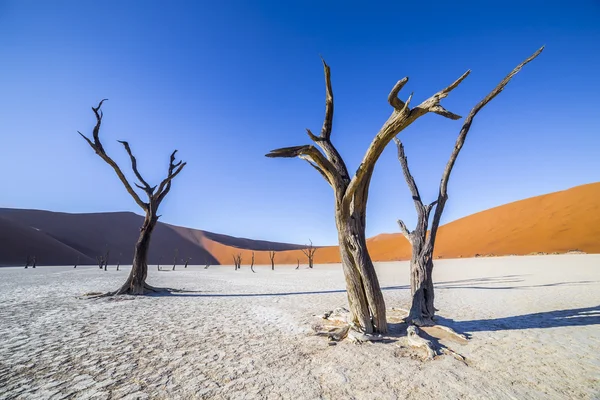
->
0, 1, 598, 245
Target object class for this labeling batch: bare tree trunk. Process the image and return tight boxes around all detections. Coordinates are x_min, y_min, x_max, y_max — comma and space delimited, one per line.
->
104, 249, 109, 271
172, 248, 178, 271
269, 251, 275, 270
296, 259, 299, 270
116, 212, 158, 295
184, 257, 191, 268
32, 256, 36, 268
250, 252, 255, 273
116, 253, 121, 271
25, 255, 30, 269
74, 255, 79, 269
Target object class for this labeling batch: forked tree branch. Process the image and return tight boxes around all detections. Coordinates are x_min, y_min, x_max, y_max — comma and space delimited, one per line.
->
427, 46, 544, 248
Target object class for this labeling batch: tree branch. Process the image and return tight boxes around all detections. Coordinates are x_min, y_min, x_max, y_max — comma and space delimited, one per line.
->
427, 46, 544, 249
117, 140, 154, 195
78, 100, 147, 210
156, 150, 187, 204
266, 145, 340, 186
397, 219, 412, 243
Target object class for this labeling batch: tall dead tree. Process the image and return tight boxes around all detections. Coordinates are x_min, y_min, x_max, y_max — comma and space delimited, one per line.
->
269, 250, 276, 270
79, 99, 186, 295
395, 47, 543, 329
232, 253, 242, 270
267, 58, 472, 334
250, 251, 256, 273
172, 248, 179, 271
301, 240, 317, 269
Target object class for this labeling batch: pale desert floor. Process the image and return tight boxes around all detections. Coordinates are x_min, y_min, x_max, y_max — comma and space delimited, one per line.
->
0, 255, 598, 399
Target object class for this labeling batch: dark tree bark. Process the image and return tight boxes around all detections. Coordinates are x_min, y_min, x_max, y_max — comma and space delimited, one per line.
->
395, 47, 543, 327
269, 250, 276, 270
266, 59, 471, 334
172, 248, 179, 271
250, 252, 255, 273
301, 240, 317, 269
232, 253, 242, 270
79, 100, 186, 295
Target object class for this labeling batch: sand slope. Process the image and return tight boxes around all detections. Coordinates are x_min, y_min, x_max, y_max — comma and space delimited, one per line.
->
1, 182, 598, 266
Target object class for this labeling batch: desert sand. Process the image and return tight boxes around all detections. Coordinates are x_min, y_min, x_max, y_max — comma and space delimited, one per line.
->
0, 255, 598, 399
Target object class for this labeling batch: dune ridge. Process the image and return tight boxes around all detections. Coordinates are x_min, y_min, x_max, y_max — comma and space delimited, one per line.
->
0, 182, 598, 266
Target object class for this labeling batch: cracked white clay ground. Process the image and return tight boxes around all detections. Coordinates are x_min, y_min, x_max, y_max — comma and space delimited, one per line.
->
0, 255, 599, 399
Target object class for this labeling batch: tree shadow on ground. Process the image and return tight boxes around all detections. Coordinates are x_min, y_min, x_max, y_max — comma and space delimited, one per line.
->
437, 305, 600, 333
435, 275, 598, 290
146, 284, 409, 298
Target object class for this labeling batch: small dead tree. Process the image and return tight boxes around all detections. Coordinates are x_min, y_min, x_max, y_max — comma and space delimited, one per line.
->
204, 257, 210, 269
74, 255, 79, 269
395, 47, 543, 329
96, 255, 104, 269
158, 256, 163, 271
269, 250, 276, 270
172, 248, 179, 271
116, 253, 122, 271
267, 58, 473, 334
104, 249, 109, 271
301, 240, 317, 269
31, 256, 36, 268
250, 251, 256, 273
79, 99, 186, 295
25, 255, 30, 269
184, 257, 191, 268
296, 258, 300, 270
233, 253, 242, 270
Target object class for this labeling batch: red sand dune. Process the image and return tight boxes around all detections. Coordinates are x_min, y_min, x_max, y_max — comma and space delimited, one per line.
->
0, 182, 598, 266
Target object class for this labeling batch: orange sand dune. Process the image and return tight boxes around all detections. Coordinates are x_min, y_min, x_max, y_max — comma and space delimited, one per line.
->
202, 182, 600, 265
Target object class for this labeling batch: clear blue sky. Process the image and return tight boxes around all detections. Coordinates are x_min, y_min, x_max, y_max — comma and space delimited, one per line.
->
1, 1, 598, 245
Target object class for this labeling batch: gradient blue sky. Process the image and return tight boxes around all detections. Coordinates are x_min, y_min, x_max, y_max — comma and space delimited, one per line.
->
1, 1, 598, 245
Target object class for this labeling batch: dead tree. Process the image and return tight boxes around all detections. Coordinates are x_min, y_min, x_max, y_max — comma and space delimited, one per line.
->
96, 255, 104, 269
158, 256, 163, 271
250, 252, 256, 273
232, 253, 242, 270
172, 248, 179, 271
116, 253, 122, 271
25, 255, 30, 269
184, 257, 191, 268
301, 240, 317, 269
269, 250, 276, 270
31, 256, 36, 268
296, 259, 300, 270
104, 249, 109, 271
79, 99, 186, 295
267, 58, 472, 335
204, 257, 210, 269
74, 255, 79, 269
395, 47, 542, 330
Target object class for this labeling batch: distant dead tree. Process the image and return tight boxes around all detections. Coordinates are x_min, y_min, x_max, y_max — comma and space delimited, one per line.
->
172, 248, 179, 271
79, 99, 186, 295
301, 240, 317, 269
204, 257, 210, 269
250, 252, 256, 273
269, 250, 276, 270
96, 255, 104, 269
25, 255, 30, 269
104, 248, 109, 271
232, 253, 242, 270
158, 255, 163, 271
296, 258, 300, 270
267, 58, 473, 334
184, 257, 191, 268
395, 48, 543, 332
116, 253, 122, 271
31, 256, 36, 268
74, 255, 79, 269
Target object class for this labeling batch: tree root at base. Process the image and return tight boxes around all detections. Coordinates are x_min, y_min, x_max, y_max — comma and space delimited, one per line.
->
82, 283, 182, 298
405, 325, 467, 364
